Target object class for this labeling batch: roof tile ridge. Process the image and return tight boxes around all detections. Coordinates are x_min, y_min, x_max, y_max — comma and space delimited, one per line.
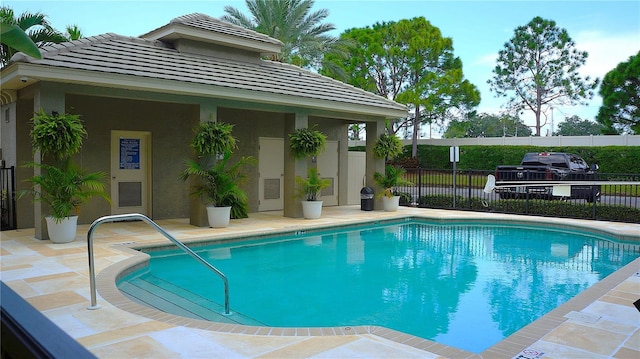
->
10, 33, 173, 64
8, 33, 115, 63
265, 60, 406, 109
214, 18, 284, 46
38, 33, 121, 58
172, 13, 283, 46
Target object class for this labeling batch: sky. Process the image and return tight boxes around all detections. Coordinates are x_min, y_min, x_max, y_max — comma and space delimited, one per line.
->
4, 0, 640, 137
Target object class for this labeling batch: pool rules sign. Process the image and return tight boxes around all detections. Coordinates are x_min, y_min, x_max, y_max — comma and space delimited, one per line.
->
119, 138, 140, 170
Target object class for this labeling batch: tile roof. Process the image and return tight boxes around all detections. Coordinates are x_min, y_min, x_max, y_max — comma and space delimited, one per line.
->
150, 13, 284, 48
8, 16, 406, 118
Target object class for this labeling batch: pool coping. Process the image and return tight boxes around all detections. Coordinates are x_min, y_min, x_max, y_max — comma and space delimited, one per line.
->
94, 213, 640, 358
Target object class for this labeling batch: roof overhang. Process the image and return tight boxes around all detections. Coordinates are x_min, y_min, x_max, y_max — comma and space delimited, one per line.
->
141, 23, 283, 57
0, 63, 408, 119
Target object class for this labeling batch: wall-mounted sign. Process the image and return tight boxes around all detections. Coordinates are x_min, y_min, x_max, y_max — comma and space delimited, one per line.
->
119, 138, 140, 169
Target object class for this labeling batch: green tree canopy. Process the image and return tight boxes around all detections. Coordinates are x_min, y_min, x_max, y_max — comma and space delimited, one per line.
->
394, 18, 480, 157
322, 17, 479, 157
0, 6, 66, 66
221, 0, 346, 69
596, 51, 639, 134
488, 16, 598, 136
443, 113, 531, 138
321, 21, 404, 98
553, 115, 605, 136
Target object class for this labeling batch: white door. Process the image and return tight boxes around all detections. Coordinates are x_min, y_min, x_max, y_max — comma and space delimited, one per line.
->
317, 140, 338, 206
110, 131, 151, 215
258, 137, 284, 211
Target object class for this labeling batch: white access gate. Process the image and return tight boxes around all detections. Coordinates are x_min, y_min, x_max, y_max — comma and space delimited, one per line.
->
258, 137, 284, 211
317, 140, 339, 206
347, 151, 366, 205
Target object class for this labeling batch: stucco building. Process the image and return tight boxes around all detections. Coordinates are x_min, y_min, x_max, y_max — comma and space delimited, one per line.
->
0, 13, 407, 238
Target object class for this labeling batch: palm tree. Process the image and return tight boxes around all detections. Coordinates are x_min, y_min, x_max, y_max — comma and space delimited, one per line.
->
221, 0, 349, 69
0, 22, 40, 61
65, 24, 83, 41
0, 6, 66, 66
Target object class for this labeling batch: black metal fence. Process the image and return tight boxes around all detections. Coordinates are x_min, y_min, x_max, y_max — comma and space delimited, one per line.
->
398, 168, 640, 224
1, 165, 17, 230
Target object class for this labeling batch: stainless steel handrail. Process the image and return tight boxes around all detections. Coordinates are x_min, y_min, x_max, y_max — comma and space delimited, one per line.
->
86, 213, 230, 315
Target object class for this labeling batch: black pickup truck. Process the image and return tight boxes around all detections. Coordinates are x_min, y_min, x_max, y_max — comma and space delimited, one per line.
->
494, 152, 600, 202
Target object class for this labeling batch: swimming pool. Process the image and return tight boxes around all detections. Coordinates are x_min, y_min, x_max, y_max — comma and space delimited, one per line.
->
118, 218, 640, 353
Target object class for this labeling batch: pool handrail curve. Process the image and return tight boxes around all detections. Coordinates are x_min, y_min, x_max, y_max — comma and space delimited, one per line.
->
86, 213, 230, 315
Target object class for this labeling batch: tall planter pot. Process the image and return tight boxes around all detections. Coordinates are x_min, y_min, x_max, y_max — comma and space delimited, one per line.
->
301, 200, 323, 219
382, 196, 400, 212
45, 216, 78, 243
207, 206, 231, 228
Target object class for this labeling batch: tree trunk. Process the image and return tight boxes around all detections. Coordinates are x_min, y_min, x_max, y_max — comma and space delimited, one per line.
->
411, 105, 420, 157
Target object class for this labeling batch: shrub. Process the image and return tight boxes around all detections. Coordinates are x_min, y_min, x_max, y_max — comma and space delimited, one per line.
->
417, 194, 465, 208
395, 145, 640, 173
411, 196, 640, 223
395, 191, 413, 205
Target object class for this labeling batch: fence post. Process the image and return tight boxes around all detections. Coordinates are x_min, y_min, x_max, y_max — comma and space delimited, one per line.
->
525, 170, 530, 214
592, 185, 598, 220
468, 170, 473, 209
418, 168, 423, 205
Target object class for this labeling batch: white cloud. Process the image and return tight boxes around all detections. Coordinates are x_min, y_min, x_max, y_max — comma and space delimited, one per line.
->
574, 30, 640, 80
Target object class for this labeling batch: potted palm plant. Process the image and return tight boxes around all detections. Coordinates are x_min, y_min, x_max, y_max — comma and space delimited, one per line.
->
373, 165, 413, 211
181, 151, 255, 227
181, 120, 254, 227
20, 110, 109, 243
372, 130, 410, 211
295, 168, 331, 219
21, 160, 109, 242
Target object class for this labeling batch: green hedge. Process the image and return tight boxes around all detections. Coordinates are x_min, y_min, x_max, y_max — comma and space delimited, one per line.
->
400, 145, 640, 173
414, 195, 640, 223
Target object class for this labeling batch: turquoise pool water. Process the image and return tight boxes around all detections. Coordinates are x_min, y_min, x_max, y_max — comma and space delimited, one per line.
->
119, 219, 640, 353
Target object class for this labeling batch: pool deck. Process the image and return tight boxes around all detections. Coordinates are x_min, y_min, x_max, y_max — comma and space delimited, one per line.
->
1, 206, 639, 358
